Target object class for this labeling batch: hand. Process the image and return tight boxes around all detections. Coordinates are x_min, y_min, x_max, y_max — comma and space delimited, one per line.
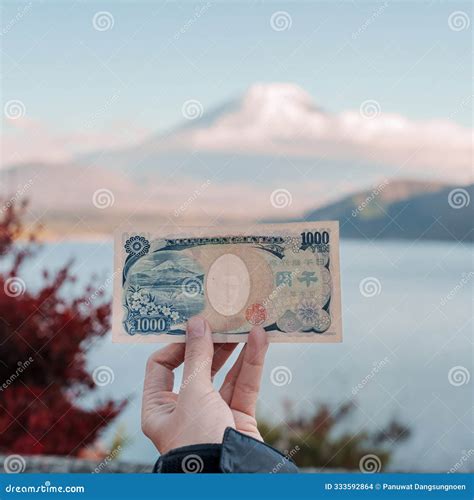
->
141, 316, 269, 454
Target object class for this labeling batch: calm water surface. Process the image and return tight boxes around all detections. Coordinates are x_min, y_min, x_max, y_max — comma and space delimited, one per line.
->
18, 239, 473, 472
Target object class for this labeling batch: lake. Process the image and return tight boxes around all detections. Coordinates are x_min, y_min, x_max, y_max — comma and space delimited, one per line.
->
17, 239, 473, 472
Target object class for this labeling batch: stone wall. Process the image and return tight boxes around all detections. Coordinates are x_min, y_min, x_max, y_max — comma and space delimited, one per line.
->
0, 454, 151, 474
0, 454, 346, 473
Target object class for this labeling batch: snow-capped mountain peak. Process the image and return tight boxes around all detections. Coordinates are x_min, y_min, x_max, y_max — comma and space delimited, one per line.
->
2, 82, 471, 229
241, 82, 322, 117
186, 82, 329, 147
151, 260, 195, 274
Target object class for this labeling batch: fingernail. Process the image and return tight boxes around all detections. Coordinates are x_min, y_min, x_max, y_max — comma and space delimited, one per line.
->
187, 316, 205, 338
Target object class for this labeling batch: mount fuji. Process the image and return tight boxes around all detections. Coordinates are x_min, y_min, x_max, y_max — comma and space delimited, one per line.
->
1, 83, 471, 236
79, 82, 471, 180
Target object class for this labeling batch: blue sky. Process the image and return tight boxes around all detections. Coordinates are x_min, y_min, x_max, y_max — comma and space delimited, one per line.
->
2, 0, 472, 140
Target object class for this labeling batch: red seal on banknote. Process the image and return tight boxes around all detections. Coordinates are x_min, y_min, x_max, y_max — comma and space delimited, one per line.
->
245, 303, 267, 325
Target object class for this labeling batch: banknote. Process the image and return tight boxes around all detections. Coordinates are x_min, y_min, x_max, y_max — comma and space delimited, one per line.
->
112, 222, 342, 343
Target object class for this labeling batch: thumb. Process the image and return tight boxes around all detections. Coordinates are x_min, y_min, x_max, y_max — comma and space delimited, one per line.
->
181, 316, 214, 394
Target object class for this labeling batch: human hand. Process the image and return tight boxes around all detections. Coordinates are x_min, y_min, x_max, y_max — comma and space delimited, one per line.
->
141, 316, 269, 455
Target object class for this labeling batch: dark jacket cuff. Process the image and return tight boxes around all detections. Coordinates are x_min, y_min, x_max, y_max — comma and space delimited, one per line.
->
153, 428, 298, 473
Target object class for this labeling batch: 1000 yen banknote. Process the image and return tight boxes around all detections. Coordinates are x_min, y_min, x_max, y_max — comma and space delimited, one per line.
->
113, 222, 342, 343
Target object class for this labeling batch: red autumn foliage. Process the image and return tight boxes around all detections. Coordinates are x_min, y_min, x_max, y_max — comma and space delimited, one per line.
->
0, 201, 126, 455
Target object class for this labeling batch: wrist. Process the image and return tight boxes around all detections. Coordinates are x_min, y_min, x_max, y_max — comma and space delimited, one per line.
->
155, 424, 233, 455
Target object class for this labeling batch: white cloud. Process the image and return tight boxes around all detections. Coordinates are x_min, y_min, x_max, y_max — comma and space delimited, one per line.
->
185, 83, 473, 182
1, 116, 149, 167
2, 84, 472, 185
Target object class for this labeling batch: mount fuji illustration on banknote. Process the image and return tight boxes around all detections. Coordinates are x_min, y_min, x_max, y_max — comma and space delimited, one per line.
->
113, 222, 342, 343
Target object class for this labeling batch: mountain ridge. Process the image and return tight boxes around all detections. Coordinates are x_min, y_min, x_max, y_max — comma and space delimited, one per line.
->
300, 182, 473, 242
1, 83, 471, 236
77, 82, 471, 181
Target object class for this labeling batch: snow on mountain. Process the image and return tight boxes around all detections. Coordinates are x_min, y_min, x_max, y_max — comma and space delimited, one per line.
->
150, 260, 196, 275
184, 83, 472, 176
76, 82, 472, 183
1, 83, 472, 233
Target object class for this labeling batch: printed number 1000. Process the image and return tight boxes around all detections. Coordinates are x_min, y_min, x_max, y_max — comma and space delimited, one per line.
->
137, 317, 167, 332
301, 231, 330, 245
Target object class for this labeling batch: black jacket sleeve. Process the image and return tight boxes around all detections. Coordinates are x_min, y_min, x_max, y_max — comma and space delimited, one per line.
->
153, 427, 298, 473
